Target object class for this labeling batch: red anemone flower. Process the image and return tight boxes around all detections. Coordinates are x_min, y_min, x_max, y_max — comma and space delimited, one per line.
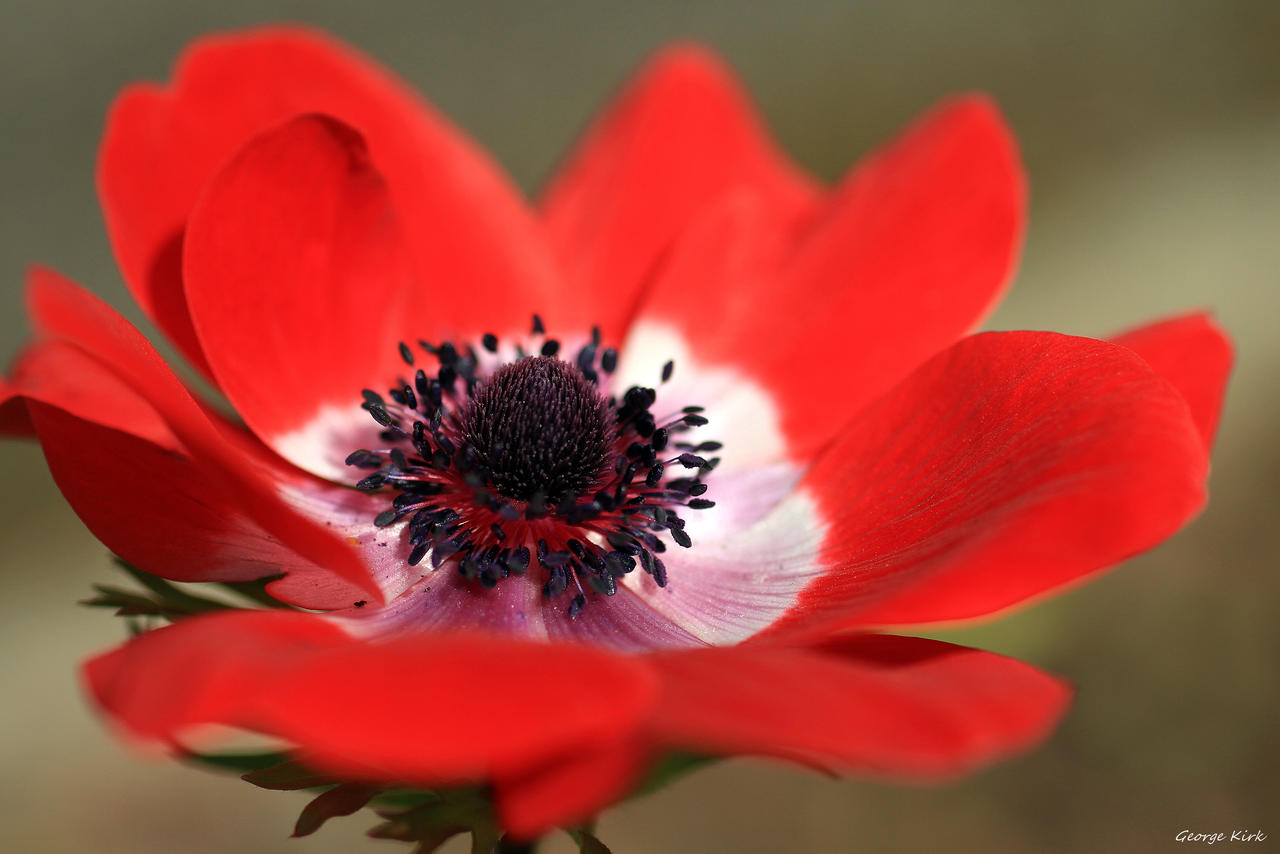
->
0, 26, 1231, 844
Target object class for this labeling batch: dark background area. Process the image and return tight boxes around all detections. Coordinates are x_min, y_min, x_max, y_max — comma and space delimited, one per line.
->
1, 2, 1276, 851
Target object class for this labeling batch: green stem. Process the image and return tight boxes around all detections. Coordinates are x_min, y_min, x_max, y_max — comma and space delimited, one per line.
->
494, 838, 538, 854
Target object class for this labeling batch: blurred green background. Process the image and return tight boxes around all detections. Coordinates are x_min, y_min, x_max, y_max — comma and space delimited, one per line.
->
1, 1, 1276, 852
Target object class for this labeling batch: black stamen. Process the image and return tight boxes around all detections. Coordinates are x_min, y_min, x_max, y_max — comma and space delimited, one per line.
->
576, 343, 597, 373
357, 473, 388, 490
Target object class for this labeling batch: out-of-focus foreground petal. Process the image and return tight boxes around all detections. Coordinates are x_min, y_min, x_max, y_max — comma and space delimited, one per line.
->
83, 610, 658, 783
651, 634, 1069, 775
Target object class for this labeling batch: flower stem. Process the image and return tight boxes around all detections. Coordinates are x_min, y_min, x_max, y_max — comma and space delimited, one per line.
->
494, 837, 538, 854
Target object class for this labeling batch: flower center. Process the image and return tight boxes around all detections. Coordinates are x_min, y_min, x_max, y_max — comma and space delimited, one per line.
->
459, 356, 610, 501
346, 317, 718, 619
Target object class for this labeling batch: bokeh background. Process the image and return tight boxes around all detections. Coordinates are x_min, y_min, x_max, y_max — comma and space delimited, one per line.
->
1, 2, 1276, 852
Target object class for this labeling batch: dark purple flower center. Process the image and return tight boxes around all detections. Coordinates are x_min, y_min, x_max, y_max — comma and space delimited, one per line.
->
459, 356, 611, 502
345, 316, 718, 619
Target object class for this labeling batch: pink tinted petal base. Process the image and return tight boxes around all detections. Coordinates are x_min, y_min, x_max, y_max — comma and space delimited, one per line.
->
267, 477, 423, 608
614, 470, 821, 646
340, 458, 820, 651
342, 559, 704, 653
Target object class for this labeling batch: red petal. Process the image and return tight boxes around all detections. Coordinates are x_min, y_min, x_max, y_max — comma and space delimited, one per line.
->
770, 331, 1208, 633
633, 96, 1026, 461
1111, 312, 1233, 449
182, 114, 423, 474
98, 26, 559, 374
28, 398, 344, 587
493, 738, 649, 840
84, 611, 356, 740
649, 635, 1069, 777
0, 379, 34, 437
84, 611, 658, 782
5, 338, 173, 448
540, 44, 817, 339
6, 264, 175, 441
24, 267, 380, 600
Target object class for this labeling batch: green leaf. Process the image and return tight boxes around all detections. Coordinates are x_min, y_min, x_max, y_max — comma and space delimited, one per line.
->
368, 789, 497, 854
113, 560, 232, 613
565, 826, 613, 853
629, 752, 717, 799
217, 575, 297, 609
81, 584, 180, 618
84, 559, 246, 626
470, 825, 503, 854
242, 758, 335, 791
293, 783, 379, 837
373, 788, 444, 809
184, 750, 294, 776
577, 831, 614, 854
